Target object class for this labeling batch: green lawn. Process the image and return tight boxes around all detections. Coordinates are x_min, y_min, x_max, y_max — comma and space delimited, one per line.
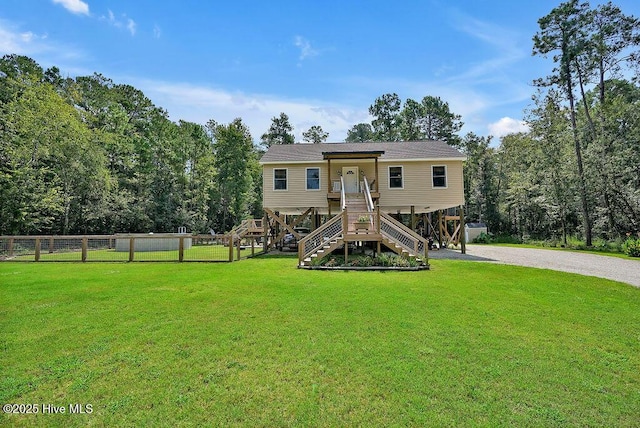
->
483, 242, 637, 260
1, 257, 639, 426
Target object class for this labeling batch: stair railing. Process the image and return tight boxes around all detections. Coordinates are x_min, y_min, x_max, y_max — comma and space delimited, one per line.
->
298, 212, 345, 265
380, 212, 428, 260
363, 176, 374, 213
226, 219, 249, 240
362, 176, 375, 228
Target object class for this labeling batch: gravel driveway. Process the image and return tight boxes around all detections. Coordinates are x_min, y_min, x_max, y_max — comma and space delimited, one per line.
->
429, 244, 640, 288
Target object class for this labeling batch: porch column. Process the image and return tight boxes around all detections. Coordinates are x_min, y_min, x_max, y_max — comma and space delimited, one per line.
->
327, 158, 332, 194
374, 158, 379, 192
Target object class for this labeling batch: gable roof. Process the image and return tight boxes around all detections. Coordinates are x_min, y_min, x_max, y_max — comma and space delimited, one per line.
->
259, 140, 466, 164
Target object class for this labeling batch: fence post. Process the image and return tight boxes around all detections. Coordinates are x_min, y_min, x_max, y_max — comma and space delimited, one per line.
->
49, 236, 54, 253
179, 237, 184, 262
129, 238, 135, 262
251, 237, 255, 256
8, 238, 14, 257
35, 238, 41, 262
228, 235, 234, 262
236, 236, 241, 260
82, 237, 88, 262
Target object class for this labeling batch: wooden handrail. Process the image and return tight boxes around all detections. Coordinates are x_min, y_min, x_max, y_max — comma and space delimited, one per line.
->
298, 212, 344, 263
379, 212, 428, 259
380, 212, 425, 237
362, 176, 375, 228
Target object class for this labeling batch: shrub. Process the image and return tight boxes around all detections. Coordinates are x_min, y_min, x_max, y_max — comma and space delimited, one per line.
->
493, 234, 523, 244
388, 255, 411, 267
324, 256, 344, 267
472, 232, 492, 244
357, 255, 374, 267
309, 255, 326, 267
346, 255, 374, 267
375, 253, 392, 267
406, 257, 420, 267
622, 238, 640, 257
316, 252, 422, 268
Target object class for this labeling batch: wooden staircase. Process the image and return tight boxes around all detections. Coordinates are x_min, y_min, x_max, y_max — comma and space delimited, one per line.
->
345, 194, 372, 233
298, 193, 428, 267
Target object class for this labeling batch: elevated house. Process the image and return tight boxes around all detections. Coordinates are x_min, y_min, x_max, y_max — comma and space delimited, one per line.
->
259, 141, 466, 266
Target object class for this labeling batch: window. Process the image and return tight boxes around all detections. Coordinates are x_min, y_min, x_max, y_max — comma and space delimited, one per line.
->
432, 165, 447, 188
389, 166, 403, 189
306, 168, 320, 190
274, 168, 287, 190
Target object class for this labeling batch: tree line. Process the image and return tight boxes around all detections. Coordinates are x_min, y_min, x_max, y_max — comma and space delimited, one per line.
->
334, 0, 640, 245
0, 55, 262, 235
1, 0, 639, 245
473, 0, 640, 245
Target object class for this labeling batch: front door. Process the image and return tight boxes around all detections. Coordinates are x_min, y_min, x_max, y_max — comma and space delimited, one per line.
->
342, 166, 359, 193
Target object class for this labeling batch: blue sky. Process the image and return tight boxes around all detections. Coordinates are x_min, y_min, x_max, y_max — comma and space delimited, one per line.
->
2, 0, 639, 143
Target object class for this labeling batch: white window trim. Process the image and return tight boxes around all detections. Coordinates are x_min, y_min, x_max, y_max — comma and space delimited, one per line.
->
432, 165, 448, 189
305, 167, 321, 191
388, 165, 404, 190
273, 168, 288, 191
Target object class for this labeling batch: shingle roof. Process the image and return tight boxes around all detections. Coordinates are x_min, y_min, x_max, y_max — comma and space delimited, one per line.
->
260, 140, 466, 163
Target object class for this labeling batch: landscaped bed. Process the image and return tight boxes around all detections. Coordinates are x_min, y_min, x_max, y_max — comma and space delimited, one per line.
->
1, 256, 639, 426
305, 253, 429, 270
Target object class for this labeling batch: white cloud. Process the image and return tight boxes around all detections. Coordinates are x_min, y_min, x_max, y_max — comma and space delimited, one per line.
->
127, 19, 136, 36
132, 79, 367, 142
487, 117, 529, 138
294, 36, 318, 61
101, 10, 136, 36
52, 0, 89, 16
153, 25, 161, 39
0, 20, 55, 57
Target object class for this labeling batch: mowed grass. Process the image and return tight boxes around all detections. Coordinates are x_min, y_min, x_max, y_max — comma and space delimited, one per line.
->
1, 257, 639, 426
